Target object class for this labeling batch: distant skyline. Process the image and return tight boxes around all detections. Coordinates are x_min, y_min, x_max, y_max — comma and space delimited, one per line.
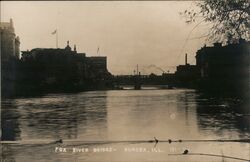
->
2, 1, 210, 75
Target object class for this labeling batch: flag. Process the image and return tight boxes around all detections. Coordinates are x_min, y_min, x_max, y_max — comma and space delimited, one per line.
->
51, 29, 57, 35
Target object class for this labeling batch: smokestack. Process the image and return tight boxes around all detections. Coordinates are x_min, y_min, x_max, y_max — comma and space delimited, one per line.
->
185, 53, 187, 65
74, 44, 76, 52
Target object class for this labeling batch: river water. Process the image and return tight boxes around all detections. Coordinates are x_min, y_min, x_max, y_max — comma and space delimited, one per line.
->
1, 89, 250, 162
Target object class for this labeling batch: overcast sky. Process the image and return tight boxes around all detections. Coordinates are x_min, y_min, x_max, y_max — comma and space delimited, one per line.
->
1, 1, 209, 74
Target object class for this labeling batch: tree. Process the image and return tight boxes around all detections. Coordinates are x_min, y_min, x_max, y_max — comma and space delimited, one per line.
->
181, 0, 250, 44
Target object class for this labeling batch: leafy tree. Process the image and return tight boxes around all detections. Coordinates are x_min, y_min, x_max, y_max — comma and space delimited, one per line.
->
181, 0, 250, 44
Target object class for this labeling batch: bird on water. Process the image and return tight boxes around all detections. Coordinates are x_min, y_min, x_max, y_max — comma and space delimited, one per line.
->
154, 137, 159, 143
55, 139, 63, 143
183, 149, 189, 155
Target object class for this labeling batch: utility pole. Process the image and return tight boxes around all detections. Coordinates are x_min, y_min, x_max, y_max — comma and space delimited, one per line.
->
97, 46, 100, 56
185, 53, 187, 65
137, 64, 139, 75
56, 30, 58, 48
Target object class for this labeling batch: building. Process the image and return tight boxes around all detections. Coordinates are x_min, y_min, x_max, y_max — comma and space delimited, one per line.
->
0, 18, 20, 62
1, 19, 20, 97
86, 56, 108, 76
21, 42, 86, 86
195, 40, 250, 94
175, 54, 199, 87
19, 41, 112, 93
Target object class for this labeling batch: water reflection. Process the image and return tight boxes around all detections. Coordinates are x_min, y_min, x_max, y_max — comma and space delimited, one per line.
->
106, 90, 201, 140
1, 91, 108, 141
1, 89, 250, 162
195, 93, 250, 138
1, 99, 21, 141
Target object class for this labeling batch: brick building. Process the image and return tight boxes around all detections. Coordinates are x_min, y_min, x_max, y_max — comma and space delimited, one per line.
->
195, 40, 250, 94
19, 41, 112, 93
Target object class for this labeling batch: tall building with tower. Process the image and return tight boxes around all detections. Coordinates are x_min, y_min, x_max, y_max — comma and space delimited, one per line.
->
0, 18, 20, 62
1, 19, 20, 97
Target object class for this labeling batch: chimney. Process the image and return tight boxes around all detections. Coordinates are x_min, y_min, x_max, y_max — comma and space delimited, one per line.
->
185, 53, 187, 65
74, 45, 76, 52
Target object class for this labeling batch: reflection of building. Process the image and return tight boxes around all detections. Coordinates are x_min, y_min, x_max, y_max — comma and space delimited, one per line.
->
195, 93, 250, 135
196, 40, 250, 93
0, 18, 20, 62
1, 101, 21, 141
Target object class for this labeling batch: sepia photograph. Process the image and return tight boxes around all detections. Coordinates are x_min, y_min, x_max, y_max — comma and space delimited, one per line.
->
1, 0, 250, 162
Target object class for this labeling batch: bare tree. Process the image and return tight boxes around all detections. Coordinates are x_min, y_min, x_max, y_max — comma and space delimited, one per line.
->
181, 0, 250, 44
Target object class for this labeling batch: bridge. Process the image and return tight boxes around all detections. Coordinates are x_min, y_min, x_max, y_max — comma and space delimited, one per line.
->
113, 73, 177, 90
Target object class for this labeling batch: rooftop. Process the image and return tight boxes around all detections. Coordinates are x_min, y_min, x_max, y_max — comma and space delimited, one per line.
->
0, 19, 13, 29
0, 22, 11, 29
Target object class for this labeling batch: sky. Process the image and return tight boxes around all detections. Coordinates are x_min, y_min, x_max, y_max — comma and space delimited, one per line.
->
1, 1, 210, 75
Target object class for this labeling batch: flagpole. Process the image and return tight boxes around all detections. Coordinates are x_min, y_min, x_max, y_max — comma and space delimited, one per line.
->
97, 46, 100, 56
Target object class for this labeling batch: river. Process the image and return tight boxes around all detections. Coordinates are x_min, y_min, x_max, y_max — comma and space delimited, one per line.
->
1, 89, 250, 162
